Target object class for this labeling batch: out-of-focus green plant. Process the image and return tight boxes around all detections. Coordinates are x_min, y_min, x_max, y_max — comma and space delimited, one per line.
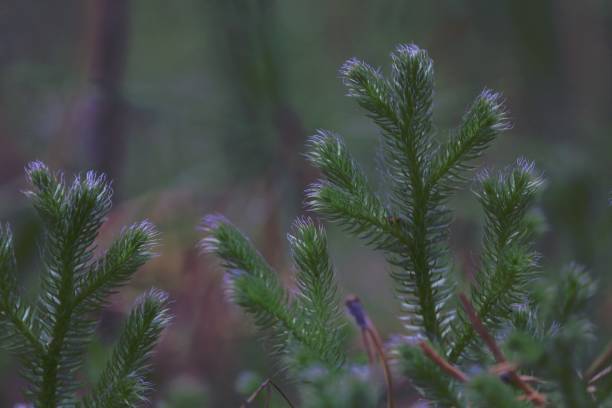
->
203, 44, 612, 407
156, 376, 210, 408
201, 215, 381, 407
201, 215, 346, 371
296, 364, 379, 408
0, 162, 171, 407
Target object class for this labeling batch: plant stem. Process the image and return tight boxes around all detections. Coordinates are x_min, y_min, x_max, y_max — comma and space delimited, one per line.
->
346, 295, 395, 408
419, 341, 468, 382
240, 378, 294, 408
585, 340, 612, 383
459, 294, 546, 406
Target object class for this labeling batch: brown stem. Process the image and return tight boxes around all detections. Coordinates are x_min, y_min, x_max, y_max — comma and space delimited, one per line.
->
240, 378, 269, 407
240, 378, 294, 408
345, 295, 395, 408
585, 340, 612, 383
458, 294, 504, 362
458, 294, 547, 407
419, 341, 469, 383
269, 381, 296, 408
361, 326, 375, 364
365, 327, 396, 408
264, 383, 272, 408
589, 366, 612, 385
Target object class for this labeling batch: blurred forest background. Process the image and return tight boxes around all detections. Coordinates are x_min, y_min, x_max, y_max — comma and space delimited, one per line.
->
1, 0, 611, 406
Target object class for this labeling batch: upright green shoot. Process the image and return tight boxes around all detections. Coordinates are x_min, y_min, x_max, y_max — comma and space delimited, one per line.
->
0, 162, 171, 407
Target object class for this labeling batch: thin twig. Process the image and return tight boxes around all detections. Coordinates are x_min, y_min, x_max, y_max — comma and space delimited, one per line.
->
459, 293, 547, 407
490, 362, 545, 384
346, 295, 395, 408
240, 378, 295, 408
589, 366, 612, 385
585, 340, 612, 382
240, 379, 269, 407
458, 294, 504, 362
361, 327, 375, 364
269, 380, 296, 408
365, 326, 396, 408
419, 341, 469, 382
490, 361, 518, 376
264, 383, 272, 408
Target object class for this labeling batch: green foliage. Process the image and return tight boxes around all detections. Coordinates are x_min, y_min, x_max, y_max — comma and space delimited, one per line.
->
448, 160, 543, 362
0, 162, 171, 407
82, 290, 171, 408
205, 43, 612, 407
308, 45, 510, 346
307, 44, 612, 406
510, 264, 599, 407
296, 364, 380, 408
539, 263, 596, 325
200, 215, 346, 371
157, 377, 210, 408
305, 131, 390, 250
467, 375, 528, 408
397, 343, 462, 407
289, 218, 346, 366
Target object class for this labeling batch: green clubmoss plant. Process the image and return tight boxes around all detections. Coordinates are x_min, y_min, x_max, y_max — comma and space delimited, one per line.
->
0, 162, 171, 407
201, 215, 346, 371
203, 44, 612, 407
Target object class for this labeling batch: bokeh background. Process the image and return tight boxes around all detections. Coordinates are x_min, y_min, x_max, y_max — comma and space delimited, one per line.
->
1, 0, 611, 406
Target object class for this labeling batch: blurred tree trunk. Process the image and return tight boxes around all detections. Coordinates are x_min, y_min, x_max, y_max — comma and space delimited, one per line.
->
0, 113, 24, 183
555, 0, 611, 134
73, 0, 130, 182
507, 0, 571, 140
209, 0, 314, 266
